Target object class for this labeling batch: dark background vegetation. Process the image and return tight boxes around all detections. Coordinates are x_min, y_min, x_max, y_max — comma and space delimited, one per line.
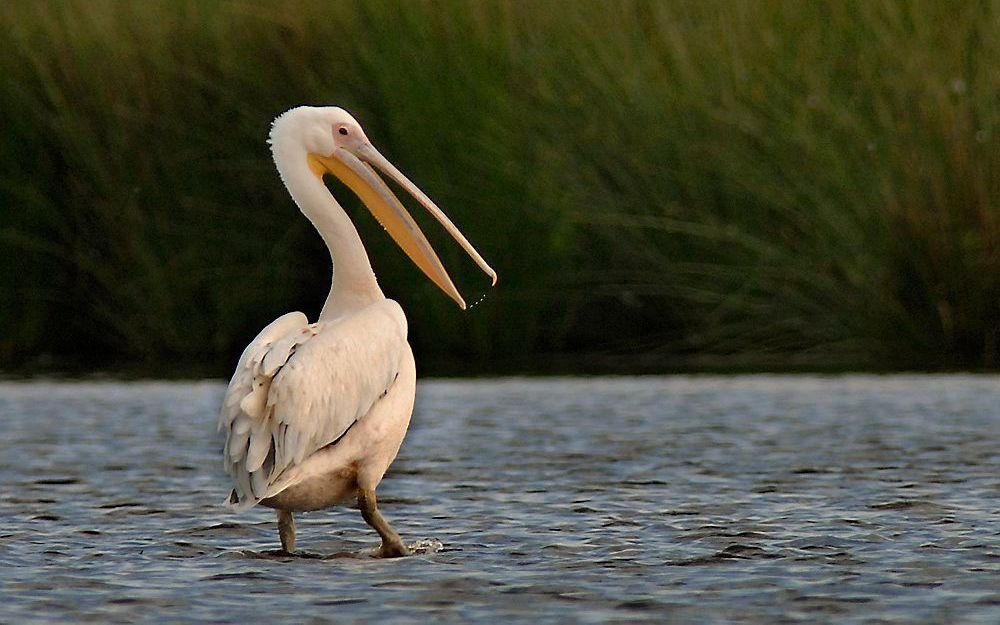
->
1, 0, 996, 376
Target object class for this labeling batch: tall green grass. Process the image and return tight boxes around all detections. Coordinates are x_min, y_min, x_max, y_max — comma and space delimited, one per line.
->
551, 1, 999, 368
0, 0, 996, 374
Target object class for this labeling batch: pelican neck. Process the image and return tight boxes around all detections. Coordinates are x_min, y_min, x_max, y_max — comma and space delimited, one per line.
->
272, 145, 385, 320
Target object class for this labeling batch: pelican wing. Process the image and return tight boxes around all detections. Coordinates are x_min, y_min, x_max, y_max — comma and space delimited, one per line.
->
219, 301, 408, 510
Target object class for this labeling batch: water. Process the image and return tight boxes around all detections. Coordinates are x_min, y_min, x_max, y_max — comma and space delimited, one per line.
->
1, 375, 998, 624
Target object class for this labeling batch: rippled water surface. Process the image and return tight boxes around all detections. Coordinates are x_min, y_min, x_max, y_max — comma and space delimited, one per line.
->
1, 375, 998, 623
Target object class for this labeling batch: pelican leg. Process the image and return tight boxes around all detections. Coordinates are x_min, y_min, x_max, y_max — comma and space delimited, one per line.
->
358, 488, 409, 558
277, 509, 296, 553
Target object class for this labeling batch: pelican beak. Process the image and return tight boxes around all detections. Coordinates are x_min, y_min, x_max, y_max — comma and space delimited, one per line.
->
309, 145, 497, 309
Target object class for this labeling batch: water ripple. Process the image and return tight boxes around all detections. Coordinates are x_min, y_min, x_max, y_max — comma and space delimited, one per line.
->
0, 375, 997, 623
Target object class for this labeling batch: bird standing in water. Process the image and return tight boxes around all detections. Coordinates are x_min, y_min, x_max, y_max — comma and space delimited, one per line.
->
218, 106, 496, 557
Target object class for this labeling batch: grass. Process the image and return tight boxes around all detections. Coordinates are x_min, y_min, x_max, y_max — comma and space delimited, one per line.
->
0, 0, 996, 374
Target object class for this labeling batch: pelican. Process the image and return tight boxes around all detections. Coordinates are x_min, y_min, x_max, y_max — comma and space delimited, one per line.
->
218, 106, 496, 557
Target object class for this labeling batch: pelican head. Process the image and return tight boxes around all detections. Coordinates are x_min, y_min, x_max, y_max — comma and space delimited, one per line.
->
270, 106, 496, 309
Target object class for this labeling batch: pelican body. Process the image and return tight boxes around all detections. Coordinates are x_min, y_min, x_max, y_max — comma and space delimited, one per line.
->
218, 106, 496, 557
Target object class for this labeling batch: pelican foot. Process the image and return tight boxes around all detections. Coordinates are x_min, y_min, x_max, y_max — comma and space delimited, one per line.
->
377, 539, 410, 558
358, 488, 408, 558
277, 509, 296, 553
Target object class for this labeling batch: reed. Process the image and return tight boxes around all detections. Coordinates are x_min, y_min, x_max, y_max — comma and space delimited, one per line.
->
0, 0, 995, 373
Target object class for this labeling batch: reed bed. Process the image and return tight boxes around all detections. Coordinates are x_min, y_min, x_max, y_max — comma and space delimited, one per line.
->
0, 0, 996, 373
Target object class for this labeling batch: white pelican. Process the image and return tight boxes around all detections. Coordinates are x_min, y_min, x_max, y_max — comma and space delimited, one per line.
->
218, 106, 496, 557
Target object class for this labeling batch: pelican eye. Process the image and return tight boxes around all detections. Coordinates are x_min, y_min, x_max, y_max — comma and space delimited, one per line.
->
337, 126, 349, 136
